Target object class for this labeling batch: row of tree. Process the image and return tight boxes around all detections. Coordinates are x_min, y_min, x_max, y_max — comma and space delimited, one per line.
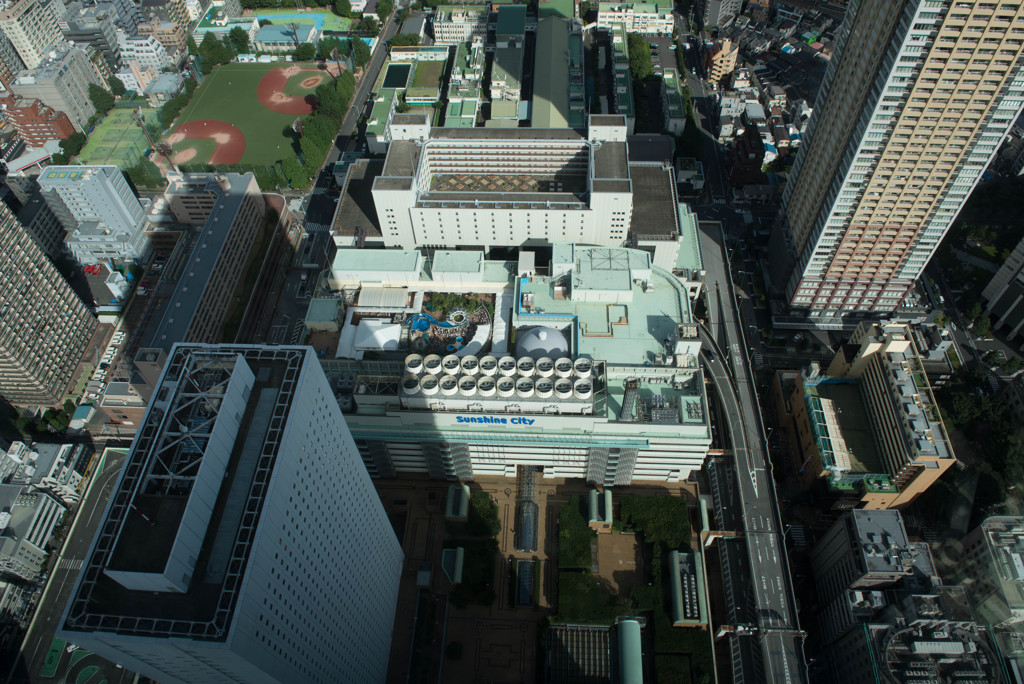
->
281, 69, 357, 187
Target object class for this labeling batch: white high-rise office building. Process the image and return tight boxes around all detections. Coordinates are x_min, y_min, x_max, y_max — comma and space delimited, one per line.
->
773, 0, 1024, 317
0, 0, 63, 69
37, 165, 149, 264
58, 345, 404, 684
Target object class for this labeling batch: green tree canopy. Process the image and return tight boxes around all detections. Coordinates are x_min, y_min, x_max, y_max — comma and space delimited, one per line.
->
377, 0, 393, 20
316, 35, 346, 60
627, 33, 653, 81
107, 75, 126, 96
187, 35, 199, 56
293, 42, 316, 61
349, 37, 371, 67
390, 32, 421, 47
356, 15, 379, 36
228, 26, 250, 53
334, 0, 351, 17
88, 82, 115, 114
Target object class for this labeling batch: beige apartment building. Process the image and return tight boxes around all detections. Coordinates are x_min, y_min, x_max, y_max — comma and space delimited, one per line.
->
0, 203, 98, 407
0, 0, 63, 69
706, 38, 738, 84
773, 0, 1024, 317
772, 322, 955, 509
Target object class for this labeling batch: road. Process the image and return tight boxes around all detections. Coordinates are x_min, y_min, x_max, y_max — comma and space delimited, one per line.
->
8, 450, 132, 684
699, 222, 807, 683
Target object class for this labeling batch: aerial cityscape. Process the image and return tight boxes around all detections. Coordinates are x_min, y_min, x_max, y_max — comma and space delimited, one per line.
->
0, 0, 1021, 682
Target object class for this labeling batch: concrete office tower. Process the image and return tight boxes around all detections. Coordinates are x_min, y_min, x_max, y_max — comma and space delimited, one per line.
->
59, 344, 404, 684
0, 0, 64, 69
0, 202, 98, 407
0, 30, 25, 88
58, 5, 121, 69
773, 0, 1024, 317
37, 165, 149, 265
10, 42, 103, 131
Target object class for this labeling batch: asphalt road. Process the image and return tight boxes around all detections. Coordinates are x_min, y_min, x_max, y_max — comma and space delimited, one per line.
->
699, 223, 807, 683
9, 450, 132, 684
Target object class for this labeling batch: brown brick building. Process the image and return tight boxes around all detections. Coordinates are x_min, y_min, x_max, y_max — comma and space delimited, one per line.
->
0, 96, 75, 147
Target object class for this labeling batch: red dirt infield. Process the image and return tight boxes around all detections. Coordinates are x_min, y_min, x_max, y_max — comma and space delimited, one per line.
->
256, 66, 327, 115
167, 119, 245, 165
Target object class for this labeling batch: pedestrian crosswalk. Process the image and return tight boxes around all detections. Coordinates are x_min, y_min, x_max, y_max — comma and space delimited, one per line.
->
304, 221, 330, 233
57, 558, 83, 571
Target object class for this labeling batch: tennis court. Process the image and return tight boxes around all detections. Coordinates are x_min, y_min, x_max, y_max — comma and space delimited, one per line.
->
78, 107, 157, 168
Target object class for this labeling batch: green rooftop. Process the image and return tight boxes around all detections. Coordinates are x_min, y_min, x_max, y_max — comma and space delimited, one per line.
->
539, 0, 574, 18
495, 5, 527, 35
333, 248, 421, 274
675, 204, 703, 273
662, 69, 687, 120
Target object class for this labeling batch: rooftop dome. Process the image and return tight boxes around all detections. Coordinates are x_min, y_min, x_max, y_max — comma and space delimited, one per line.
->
515, 327, 569, 360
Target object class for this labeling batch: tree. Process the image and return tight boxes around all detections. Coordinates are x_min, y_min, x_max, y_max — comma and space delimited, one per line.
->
107, 75, 127, 96
377, 0, 393, 20
280, 157, 309, 188
356, 15, 379, 36
390, 32, 421, 47
334, 0, 351, 17
187, 35, 199, 56
228, 26, 250, 54
316, 35, 345, 60
349, 36, 371, 67
59, 132, 87, 159
627, 33, 653, 81
293, 42, 316, 61
314, 82, 345, 124
88, 82, 115, 115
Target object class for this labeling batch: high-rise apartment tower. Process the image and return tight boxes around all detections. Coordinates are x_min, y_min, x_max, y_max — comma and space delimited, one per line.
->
773, 0, 1024, 317
0, 202, 98, 406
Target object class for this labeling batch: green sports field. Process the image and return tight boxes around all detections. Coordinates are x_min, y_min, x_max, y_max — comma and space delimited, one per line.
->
167, 62, 330, 167
79, 107, 157, 168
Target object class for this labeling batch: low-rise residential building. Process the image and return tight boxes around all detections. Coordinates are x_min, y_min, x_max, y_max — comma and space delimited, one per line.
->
596, 2, 673, 34
0, 96, 76, 147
